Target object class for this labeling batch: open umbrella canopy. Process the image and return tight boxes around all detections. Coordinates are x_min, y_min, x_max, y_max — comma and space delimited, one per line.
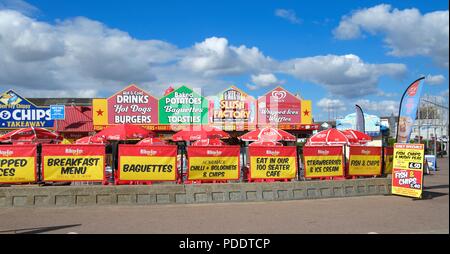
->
171, 125, 230, 141
0, 131, 16, 143
75, 135, 107, 144
307, 128, 349, 145
0, 127, 63, 144
192, 138, 226, 146
248, 140, 283, 147
94, 124, 154, 141
137, 137, 168, 146
239, 127, 296, 142
341, 129, 372, 144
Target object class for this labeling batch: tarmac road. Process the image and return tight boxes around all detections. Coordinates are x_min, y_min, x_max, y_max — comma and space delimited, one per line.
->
0, 158, 448, 234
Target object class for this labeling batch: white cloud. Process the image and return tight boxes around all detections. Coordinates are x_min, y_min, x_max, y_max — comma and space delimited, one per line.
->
251, 73, 283, 88
334, 4, 449, 67
0, 0, 38, 16
280, 54, 406, 98
275, 9, 301, 24
317, 98, 347, 112
376, 90, 398, 98
0, 10, 65, 62
246, 83, 259, 91
425, 74, 445, 85
0, 9, 408, 100
0, 10, 180, 96
179, 37, 274, 77
355, 99, 399, 116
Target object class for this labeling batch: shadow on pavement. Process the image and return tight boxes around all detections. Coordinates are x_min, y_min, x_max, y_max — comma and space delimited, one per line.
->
423, 184, 449, 190
413, 191, 448, 201
0, 224, 82, 234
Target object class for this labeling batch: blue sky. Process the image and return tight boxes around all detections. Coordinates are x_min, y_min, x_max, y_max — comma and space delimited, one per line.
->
0, 0, 448, 121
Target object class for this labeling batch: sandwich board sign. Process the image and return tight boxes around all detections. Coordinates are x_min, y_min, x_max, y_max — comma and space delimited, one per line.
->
391, 143, 425, 198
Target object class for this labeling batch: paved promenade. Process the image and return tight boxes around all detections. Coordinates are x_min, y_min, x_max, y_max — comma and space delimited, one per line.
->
0, 158, 448, 234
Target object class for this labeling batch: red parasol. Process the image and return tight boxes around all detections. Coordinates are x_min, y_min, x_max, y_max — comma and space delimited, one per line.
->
94, 124, 154, 141
307, 128, 349, 145
137, 137, 168, 146
0, 127, 62, 144
248, 140, 283, 147
341, 129, 372, 144
75, 135, 107, 144
239, 127, 296, 142
192, 138, 226, 146
171, 126, 230, 141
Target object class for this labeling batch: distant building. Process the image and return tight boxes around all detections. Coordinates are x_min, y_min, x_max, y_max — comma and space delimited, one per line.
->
411, 94, 449, 141
28, 98, 92, 106
380, 114, 398, 138
381, 94, 449, 144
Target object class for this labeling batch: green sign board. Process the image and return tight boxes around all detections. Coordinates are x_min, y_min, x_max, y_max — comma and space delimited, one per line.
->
158, 86, 209, 125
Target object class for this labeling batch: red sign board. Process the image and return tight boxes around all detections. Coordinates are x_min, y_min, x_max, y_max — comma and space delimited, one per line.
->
257, 87, 301, 126
107, 85, 158, 125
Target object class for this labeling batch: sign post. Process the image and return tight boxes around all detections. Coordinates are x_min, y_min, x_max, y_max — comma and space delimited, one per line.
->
50, 105, 65, 120
391, 143, 425, 198
50, 105, 65, 134
424, 154, 436, 172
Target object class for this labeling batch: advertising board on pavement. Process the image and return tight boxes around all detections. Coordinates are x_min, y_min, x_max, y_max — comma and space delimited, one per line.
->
391, 143, 425, 198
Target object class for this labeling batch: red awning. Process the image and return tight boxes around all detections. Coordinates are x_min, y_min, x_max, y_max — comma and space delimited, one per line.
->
54, 106, 94, 133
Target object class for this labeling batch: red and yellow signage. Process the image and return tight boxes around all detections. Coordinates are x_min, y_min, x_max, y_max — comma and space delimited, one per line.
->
42, 144, 105, 182
187, 146, 240, 181
384, 147, 394, 174
0, 145, 37, 183
93, 84, 158, 127
392, 143, 424, 198
348, 146, 382, 176
92, 84, 317, 131
249, 146, 297, 180
118, 145, 177, 181
257, 86, 313, 129
303, 146, 344, 178
210, 86, 257, 131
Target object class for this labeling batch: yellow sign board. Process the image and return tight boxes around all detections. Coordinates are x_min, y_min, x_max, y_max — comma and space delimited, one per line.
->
391, 143, 425, 198
119, 156, 176, 181
43, 156, 104, 181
